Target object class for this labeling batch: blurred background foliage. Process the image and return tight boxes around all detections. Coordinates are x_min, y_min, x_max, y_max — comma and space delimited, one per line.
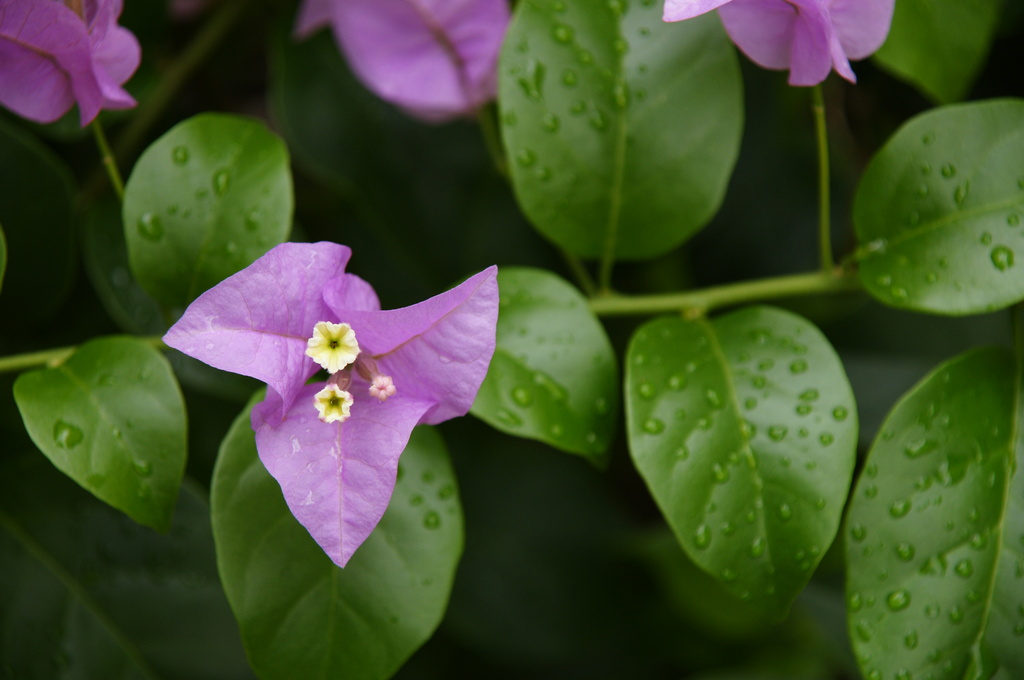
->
1, 0, 1022, 678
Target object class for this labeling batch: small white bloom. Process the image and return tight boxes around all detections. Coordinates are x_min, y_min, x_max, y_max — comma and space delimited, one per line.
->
313, 384, 354, 423
306, 321, 359, 373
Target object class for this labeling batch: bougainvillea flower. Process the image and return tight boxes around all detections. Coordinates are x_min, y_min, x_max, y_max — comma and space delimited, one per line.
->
663, 0, 894, 86
0, 0, 140, 125
164, 242, 498, 566
294, 0, 510, 122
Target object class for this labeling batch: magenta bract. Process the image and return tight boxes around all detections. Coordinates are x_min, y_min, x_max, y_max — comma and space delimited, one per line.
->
295, 0, 510, 122
164, 242, 498, 566
664, 0, 894, 86
0, 0, 140, 125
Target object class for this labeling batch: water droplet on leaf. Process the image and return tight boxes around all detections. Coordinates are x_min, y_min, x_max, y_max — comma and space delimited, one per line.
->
53, 420, 83, 449
137, 213, 164, 241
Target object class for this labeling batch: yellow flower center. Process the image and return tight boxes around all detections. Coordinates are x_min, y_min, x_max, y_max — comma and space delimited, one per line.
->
306, 321, 360, 373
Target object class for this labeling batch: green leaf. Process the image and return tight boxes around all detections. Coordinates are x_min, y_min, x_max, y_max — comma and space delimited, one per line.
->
471, 267, 617, 460
212, 400, 463, 680
846, 347, 1024, 680
0, 454, 253, 680
626, 306, 857, 614
81, 199, 164, 335
0, 116, 76, 322
13, 337, 187, 532
499, 0, 742, 260
873, 0, 1000, 104
855, 99, 1024, 315
122, 113, 293, 308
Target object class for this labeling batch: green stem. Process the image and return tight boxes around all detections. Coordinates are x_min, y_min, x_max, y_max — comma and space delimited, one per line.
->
114, 0, 253, 164
0, 336, 167, 374
588, 267, 861, 318
91, 119, 124, 201
812, 85, 833, 273
477, 103, 508, 178
562, 251, 596, 297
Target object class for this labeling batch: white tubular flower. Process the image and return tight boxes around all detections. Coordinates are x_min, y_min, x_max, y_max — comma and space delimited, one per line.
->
313, 384, 354, 423
306, 321, 360, 373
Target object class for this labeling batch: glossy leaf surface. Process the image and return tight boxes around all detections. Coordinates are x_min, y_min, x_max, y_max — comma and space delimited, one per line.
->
874, 0, 1000, 103
846, 347, 1024, 680
13, 337, 187, 531
499, 0, 742, 259
123, 113, 292, 308
856, 99, 1024, 315
627, 306, 857, 614
212, 401, 462, 680
0, 454, 252, 680
471, 267, 617, 460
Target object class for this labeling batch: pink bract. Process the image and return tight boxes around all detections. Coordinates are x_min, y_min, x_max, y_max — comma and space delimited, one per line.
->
0, 0, 140, 125
164, 242, 499, 567
663, 0, 894, 86
295, 0, 510, 122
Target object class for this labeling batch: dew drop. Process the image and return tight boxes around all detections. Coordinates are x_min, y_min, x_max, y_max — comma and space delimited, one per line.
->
790, 360, 808, 374
516, 148, 537, 167
922, 133, 936, 145
552, 23, 574, 43
750, 537, 766, 558
895, 543, 916, 561
820, 433, 834, 446
954, 559, 974, 578
53, 420, 83, 449
562, 69, 578, 86
768, 426, 788, 442
799, 389, 819, 401
577, 49, 593, 65
667, 374, 687, 390
887, 589, 911, 611
549, 424, 564, 438
1009, 214, 1020, 227
904, 439, 938, 458
133, 459, 153, 476
438, 484, 455, 500
796, 404, 813, 416
423, 511, 441, 529
954, 182, 969, 206
495, 409, 522, 427
542, 113, 560, 131
941, 163, 957, 178
705, 389, 722, 408
777, 503, 792, 521
637, 382, 655, 399
949, 606, 964, 623
588, 110, 607, 131
721, 568, 737, 582
864, 484, 879, 499
642, 418, 664, 434
712, 463, 729, 483
895, 670, 912, 680
991, 246, 1015, 271
213, 169, 230, 196
694, 524, 711, 549
752, 376, 767, 388
917, 184, 929, 197
849, 592, 863, 611
137, 213, 164, 241
172, 146, 189, 164
517, 59, 545, 100
744, 397, 757, 410
890, 499, 912, 518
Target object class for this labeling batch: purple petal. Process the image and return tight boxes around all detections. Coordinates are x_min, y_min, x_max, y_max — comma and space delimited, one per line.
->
718, 0, 833, 86
663, 0, 732, 22
252, 384, 434, 567
0, 0, 97, 123
328, 266, 499, 425
300, 0, 510, 121
86, 0, 141, 109
828, 0, 894, 60
323, 272, 381, 313
163, 242, 353, 419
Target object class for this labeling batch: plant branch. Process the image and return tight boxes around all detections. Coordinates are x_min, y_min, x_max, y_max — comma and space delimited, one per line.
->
91, 119, 124, 200
588, 267, 861, 317
812, 85, 833, 273
0, 336, 167, 374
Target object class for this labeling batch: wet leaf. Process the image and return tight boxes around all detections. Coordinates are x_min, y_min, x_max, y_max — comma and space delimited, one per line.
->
499, 0, 742, 259
874, 0, 1000, 103
846, 347, 1024, 680
123, 113, 292, 308
855, 99, 1024, 315
212, 399, 462, 680
471, 267, 617, 460
13, 337, 187, 531
626, 306, 857, 615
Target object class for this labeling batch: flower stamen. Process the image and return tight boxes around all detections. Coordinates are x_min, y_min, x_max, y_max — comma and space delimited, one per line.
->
306, 321, 360, 373
313, 384, 354, 423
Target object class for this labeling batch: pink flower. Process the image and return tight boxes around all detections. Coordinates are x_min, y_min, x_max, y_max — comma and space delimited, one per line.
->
164, 242, 499, 566
664, 0, 894, 86
295, 0, 510, 122
0, 0, 140, 126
